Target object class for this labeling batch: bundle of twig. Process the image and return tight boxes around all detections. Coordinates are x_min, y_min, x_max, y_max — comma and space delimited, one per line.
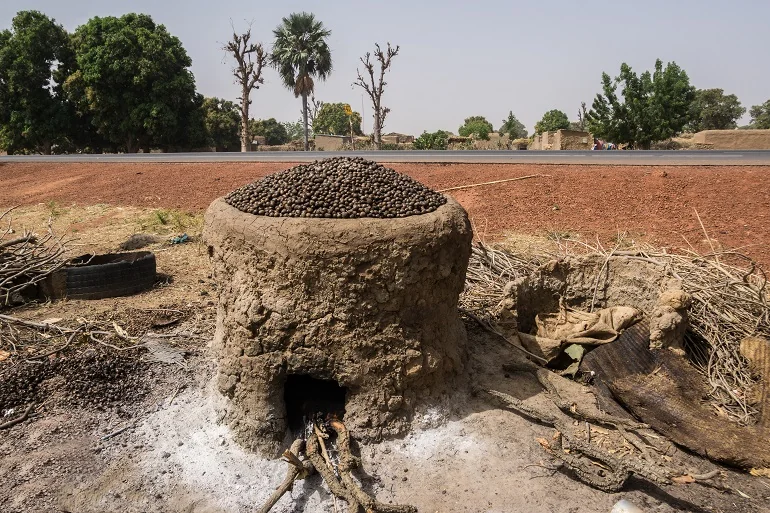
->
461, 241, 548, 316
616, 246, 767, 424
461, 235, 769, 424
0, 207, 68, 306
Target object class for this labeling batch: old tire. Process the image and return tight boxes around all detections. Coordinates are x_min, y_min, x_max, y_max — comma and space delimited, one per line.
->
64, 251, 156, 300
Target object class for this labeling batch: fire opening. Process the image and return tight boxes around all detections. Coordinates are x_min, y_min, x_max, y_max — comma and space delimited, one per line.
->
284, 374, 347, 433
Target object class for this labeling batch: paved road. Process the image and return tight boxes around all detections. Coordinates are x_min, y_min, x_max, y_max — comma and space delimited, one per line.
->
2, 150, 770, 165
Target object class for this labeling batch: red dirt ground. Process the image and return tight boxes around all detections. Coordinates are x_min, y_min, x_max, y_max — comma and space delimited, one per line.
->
1, 161, 769, 266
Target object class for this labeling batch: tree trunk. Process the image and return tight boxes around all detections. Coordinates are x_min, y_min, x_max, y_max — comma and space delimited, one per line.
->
126, 136, 138, 154
302, 92, 309, 151
374, 108, 382, 150
240, 84, 250, 152
41, 141, 52, 155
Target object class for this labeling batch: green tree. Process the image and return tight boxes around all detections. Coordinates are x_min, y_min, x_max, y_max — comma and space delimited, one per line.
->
586, 59, 695, 149
282, 119, 304, 141
534, 109, 570, 134
499, 111, 527, 139
201, 97, 240, 151
312, 103, 363, 136
412, 130, 449, 150
250, 118, 290, 145
687, 88, 745, 132
66, 13, 198, 153
0, 11, 73, 154
458, 116, 493, 140
271, 12, 332, 151
749, 100, 770, 129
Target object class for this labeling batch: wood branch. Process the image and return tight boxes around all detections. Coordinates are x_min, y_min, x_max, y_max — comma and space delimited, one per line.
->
306, 432, 360, 510
328, 420, 417, 513
483, 387, 673, 492
0, 216, 68, 305
437, 174, 551, 193
258, 438, 314, 513
0, 235, 37, 250
0, 404, 34, 430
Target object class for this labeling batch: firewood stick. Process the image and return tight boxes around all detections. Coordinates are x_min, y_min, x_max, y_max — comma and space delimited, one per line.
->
328, 420, 417, 513
313, 424, 341, 513
306, 432, 360, 511
257, 439, 313, 513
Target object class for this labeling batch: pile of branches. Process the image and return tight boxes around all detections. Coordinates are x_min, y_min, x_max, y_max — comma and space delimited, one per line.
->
0, 313, 189, 374
460, 237, 769, 424
484, 362, 725, 493
0, 207, 68, 306
259, 418, 416, 513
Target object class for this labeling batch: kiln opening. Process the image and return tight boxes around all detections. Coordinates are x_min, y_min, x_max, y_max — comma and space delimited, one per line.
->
283, 374, 347, 433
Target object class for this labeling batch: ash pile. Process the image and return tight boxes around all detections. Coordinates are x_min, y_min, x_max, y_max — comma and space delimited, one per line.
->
204, 157, 472, 456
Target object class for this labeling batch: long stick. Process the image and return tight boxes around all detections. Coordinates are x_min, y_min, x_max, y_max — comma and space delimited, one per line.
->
257, 439, 313, 513
437, 174, 550, 192
0, 404, 34, 430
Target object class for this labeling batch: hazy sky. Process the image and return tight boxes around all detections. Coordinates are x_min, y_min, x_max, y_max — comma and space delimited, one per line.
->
3, 0, 769, 135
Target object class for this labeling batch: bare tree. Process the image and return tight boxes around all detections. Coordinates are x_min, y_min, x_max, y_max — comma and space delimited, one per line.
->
305, 95, 324, 130
354, 43, 399, 149
224, 23, 267, 152
577, 102, 588, 131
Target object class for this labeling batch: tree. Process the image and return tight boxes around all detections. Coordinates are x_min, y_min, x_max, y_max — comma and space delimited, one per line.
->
586, 59, 695, 149
749, 100, 770, 129
412, 130, 449, 150
271, 12, 332, 151
201, 97, 240, 151
458, 116, 493, 140
353, 42, 399, 149
499, 111, 527, 139
305, 94, 323, 128
534, 109, 570, 134
0, 11, 73, 154
224, 23, 267, 152
687, 88, 745, 132
67, 13, 198, 153
569, 102, 588, 131
312, 103, 362, 136
249, 117, 289, 145
282, 120, 304, 141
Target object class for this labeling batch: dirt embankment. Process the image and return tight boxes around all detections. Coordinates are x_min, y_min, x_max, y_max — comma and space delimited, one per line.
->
1, 161, 768, 266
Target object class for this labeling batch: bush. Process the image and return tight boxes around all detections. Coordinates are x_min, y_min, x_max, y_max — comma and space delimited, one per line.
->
412, 130, 449, 150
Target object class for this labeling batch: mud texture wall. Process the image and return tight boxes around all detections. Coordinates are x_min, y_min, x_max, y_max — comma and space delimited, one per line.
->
203, 197, 472, 455
692, 129, 770, 150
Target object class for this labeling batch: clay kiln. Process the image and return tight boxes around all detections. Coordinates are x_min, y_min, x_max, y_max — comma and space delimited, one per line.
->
203, 194, 472, 455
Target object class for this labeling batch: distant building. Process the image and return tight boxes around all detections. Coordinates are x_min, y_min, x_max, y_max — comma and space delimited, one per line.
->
529, 130, 591, 150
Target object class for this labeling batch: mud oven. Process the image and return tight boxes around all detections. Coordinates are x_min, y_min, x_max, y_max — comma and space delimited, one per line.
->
203, 196, 472, 455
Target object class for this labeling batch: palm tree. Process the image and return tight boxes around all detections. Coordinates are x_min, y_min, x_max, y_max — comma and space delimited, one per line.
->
271, 12, 332, 151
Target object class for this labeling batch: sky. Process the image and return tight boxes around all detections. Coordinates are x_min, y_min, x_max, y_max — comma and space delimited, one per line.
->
3, 0, 769, 135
